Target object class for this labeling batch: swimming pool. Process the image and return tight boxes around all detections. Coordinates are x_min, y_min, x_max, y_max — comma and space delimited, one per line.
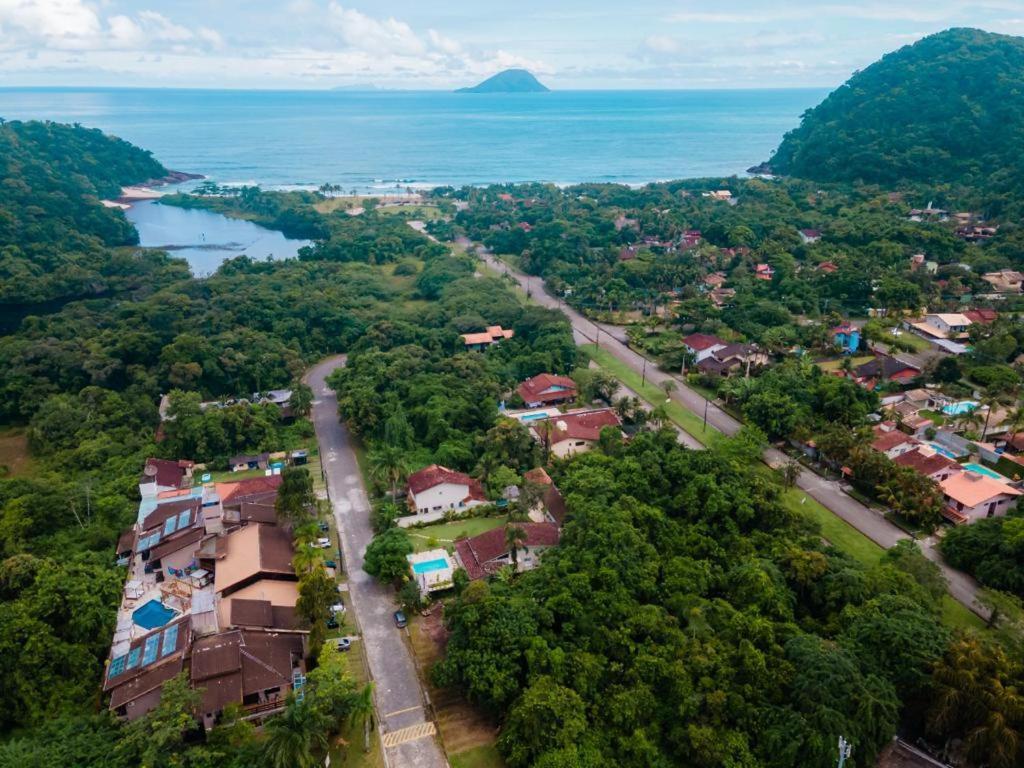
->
943, 400, 979, 416
411, 558, 449, 575
927, 442, 959, 460
963, 463, 1008, 482
132, 599, 178, 630
519, 413, 549, 422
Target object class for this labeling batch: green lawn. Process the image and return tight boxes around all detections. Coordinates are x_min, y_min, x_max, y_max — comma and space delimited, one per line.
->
406, 517, 506, 553
815, 355, 874, 372
920, 409, 947, 426
450, 745, 506, 768
582, 343, 717, 444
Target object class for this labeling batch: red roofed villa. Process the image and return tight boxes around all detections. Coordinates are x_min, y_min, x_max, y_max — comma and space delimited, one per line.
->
406, 465, 487, 524
682, 332, 728, 362
454, 522, 560, 580
531, 408, 623, 458
517, 373, 577, 407
461, 325, 514, 351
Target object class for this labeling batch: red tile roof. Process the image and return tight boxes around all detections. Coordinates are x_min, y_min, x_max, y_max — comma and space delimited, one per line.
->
454, 523, 560, 580
407, 465, 486, 500
963, 308, 998, 324
517, 373, 577, 404
531, 409, 622, 444
216, 475, 283, 505
682, 333, 727, 352
871, 430, 918, 453
894, 448, 960, 478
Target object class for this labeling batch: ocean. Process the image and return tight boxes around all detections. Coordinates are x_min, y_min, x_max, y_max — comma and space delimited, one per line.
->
0, 88, 825, 191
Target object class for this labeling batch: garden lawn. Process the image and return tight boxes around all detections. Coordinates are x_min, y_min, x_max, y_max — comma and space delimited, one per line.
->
407, 517, 506, 553
581, 344, 717, 444
450, 745, 506, 768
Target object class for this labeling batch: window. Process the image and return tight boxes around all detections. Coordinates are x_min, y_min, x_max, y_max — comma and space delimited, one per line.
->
177, 510, 191, 529
142, 634, 160, 666
108, 655, 127, 678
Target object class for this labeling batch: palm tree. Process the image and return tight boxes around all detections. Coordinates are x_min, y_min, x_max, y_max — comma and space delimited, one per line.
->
979, 394, 1008, 441
368, 445, 411, 500
262, 698, 332, 768
504, 525, 527, 572
348, 683, 375, 753
292, 543, 326, 578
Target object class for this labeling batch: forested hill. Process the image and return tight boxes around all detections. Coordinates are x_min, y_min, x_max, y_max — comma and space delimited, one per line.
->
0, 121, 169, 304
767, 28, 1024, 190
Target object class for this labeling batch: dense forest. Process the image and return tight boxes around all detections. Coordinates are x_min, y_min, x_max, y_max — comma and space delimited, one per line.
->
768, 28, 1024, 216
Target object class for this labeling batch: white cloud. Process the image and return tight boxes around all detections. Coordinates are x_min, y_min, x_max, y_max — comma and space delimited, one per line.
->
328, 4, 426, 55
645, 35, 679, 53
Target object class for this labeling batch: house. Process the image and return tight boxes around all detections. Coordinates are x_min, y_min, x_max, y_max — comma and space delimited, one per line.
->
908, 206, 948, 222
939, 472, 1022, 524
894, 448, 962, 483
853, 355, 921, 387
681, 230, 702, 248
704, 190, 733, 201
703, 272, 727, 289
957, 225, 997, 242
981, 270, 1023, 294
754, 263, 775, 281
695, 343, 769, 377
963, 308, 998, 325
870, 427, 920, 459
816, 261, 839, 274
531, 408, 623, 458
517, 373, 577, 407
682, 333, 728, 363
454, 522, 560, 580
522, 467, 568, 525
139, 458, 194, 498
191, 628, 305, 729
798, 228, 822, 244
213, 524, 297, 598
105, 616, 192, 721
708, 288, 736, 308
900, 413, 935, 439
832, 323, 860, 354
461, 325, 514, 351
619, 245, 639, 262
405, 465, 487, 522
911, 313, 972, 340
229, 453, 270, 472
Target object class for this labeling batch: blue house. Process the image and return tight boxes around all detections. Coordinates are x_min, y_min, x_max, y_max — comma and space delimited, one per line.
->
832, 323, 860, 354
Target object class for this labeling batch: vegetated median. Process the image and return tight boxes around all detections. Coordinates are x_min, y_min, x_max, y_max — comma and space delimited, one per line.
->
582, 343, 985, 632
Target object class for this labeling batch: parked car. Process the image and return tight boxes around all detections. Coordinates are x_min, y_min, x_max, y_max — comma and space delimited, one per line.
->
324, 560, 337, 569
393, 610, 407, 628
315, 537, 331, 548
331, 602, 346, 614
318, 521, 329, 532
335, 637, 351, 652
326, 613, 339, 629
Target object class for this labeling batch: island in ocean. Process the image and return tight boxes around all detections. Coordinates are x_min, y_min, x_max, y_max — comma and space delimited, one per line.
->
455, 68, 549, 93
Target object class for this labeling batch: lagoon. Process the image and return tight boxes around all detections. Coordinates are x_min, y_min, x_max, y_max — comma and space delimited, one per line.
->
124, 200, 310, 276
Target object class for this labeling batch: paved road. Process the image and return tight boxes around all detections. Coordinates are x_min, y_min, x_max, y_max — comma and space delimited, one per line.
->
305, 357, 448, 768
478, 250, 985, 617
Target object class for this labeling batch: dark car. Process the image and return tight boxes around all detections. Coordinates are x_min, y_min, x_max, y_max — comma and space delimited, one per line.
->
393, 610, 407, 628
326, 613, 339, 629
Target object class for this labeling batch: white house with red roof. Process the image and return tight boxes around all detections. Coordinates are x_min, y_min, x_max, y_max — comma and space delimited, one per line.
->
940, 472, 1021, 524
530, 408, 623, 458
755, 263, 775, 281
870, 425, 920, 459
682, 333, 728, 363
404, 465, 487, 525
454, 522, 560, 580
516, 373, 577, 407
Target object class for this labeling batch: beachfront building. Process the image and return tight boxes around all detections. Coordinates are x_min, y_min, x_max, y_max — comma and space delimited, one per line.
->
461, 325, 515, 351
530, 408, 623, 458
939, 472, 1022, 524
404, 464, 488, 525
454, 522, 560, 580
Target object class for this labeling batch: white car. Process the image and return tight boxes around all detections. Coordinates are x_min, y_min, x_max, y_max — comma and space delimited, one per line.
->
315, 537, 332, 548
331, 602, 346, 614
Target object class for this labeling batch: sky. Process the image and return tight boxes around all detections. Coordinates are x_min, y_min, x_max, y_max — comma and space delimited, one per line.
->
0, 0, 1022, 90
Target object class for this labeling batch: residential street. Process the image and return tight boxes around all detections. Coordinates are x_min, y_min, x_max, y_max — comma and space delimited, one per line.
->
478, 250, 985, 616
305, 357, 448, 768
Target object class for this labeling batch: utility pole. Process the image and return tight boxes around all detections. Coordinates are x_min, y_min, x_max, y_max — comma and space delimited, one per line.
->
641, 356, 648, 388
837, 736, 852, 768
703, 398, 709, 432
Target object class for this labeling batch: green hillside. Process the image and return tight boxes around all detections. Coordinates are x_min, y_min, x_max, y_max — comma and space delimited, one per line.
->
767, 28, 1024, 191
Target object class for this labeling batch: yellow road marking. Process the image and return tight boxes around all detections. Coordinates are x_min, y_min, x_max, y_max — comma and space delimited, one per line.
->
381, 722, 437, 748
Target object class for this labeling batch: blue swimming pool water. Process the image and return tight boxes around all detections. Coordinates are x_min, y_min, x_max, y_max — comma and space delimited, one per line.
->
943, 401, 979, 416
519, 413, 549, 422
412, 558, 449, 575
132, 599, 177, 630
964, 463, 1006, 481
927, 443, 959, 460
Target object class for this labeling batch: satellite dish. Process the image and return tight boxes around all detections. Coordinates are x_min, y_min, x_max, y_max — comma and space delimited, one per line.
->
143, 463, 158, 477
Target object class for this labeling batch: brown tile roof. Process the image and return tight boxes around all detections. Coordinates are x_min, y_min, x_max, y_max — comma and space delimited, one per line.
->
963, 308, 998, 324
141, 498, 201, 532
543, 485, 568, 525
894, 448, 960, 477
238, 502, 279, 524
214, 524, 296, 596
104, 616, 191, 692
108, 656, 184, 712
148, 527, 205, 562
407, 465, 486, 501
116, 527, 137, 555
531, 409, 622, 444
871, 430, 918, 453
516, 373, 577, 404
455, 523, 560, 580
231, 599, 274, 627
461, 326, 514, 346
142, 458, 193, 489
855, 355, 920, 380
523, 467, 552, 486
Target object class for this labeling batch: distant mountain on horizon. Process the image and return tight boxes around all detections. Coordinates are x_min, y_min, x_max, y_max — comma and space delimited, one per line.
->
456, 69, 550, 94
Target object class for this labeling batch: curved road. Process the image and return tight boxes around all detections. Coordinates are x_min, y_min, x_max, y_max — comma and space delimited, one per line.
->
305, 357, 447, 768
476, 249, 984, 617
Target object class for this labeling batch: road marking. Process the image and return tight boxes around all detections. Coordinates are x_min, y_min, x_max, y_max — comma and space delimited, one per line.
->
381, 722, 436, 748
383, 705, 423, 718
